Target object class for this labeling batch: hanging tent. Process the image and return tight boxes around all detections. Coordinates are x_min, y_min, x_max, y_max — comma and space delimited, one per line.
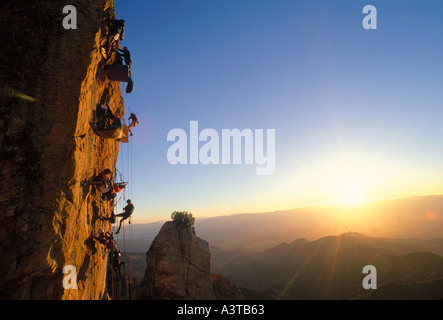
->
104, 64, 131, 82
104, 64, 134, 93
117, 125, 130, 143
96, 117, 124, 140
96, 127, 125, 140
95, 115, 129, 143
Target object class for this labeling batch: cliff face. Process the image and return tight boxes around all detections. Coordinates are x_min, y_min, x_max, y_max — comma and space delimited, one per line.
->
136, 221, 244, 300
0, 0, 124, 299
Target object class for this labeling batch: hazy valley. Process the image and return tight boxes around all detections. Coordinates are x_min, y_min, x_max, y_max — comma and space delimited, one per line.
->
124, 195, 443, 299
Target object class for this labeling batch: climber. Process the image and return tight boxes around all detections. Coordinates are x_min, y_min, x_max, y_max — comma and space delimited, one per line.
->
127, 113, 138, 136
115, 199, 135, 234
95, 104, 127, 140
109, 19, 125, 43
90, 169, 113, 193
95, 115, 126, 140
118, 47, 132, 66
96, 105, 110, 129
101, 19, 126, 59
96, 105, 120, 130
102, 19, 126, 59
92, 229, 115, 250
103, 115, 122, 131
128, 113, 138, 128
111, 247, 125, 274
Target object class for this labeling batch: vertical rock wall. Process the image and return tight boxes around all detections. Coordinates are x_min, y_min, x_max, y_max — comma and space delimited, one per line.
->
0, 0, 124, 299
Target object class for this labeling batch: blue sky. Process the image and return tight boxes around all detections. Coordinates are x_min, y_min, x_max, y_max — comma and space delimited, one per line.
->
113, 0, 443, 223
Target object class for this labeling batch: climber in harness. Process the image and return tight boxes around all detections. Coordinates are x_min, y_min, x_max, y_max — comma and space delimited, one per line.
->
95, 106, 125, 140
101, 19, 126, 59
127, 113, 138, 136
92, 229, 115, 250
102, 115, 122, 131
110, 19, 125, 42
118, 47, 132, 66
96, 105, 112, 129
115, 199, 135, 234
90, 169, 113, 194
96, 105, 121, 130
111, 247, 125, 275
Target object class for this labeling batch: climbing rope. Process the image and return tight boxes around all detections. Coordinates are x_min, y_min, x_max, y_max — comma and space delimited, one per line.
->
95, 88, 136, 300
122, 222, 130, 299
128, 123, 134, 300
96, 135, 118, 300
121, 106, 135, 300
110, 230, 115, 300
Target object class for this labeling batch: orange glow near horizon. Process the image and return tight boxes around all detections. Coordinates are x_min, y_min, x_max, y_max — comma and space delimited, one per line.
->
279, 145, 443, 213
425, 210, 440, 222
135, 148, 443, 224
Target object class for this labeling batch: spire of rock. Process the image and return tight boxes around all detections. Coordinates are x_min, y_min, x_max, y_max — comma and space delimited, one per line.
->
136, 221, 244, 300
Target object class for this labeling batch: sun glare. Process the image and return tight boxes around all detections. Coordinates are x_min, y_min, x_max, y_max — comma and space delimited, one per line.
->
338, 187, 368, 206
291, 150, 388, 209
335, 170, 370, 206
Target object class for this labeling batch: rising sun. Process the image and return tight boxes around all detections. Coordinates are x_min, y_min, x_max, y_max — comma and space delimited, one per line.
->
338, 187, 368, 206
335, 172, 370, 206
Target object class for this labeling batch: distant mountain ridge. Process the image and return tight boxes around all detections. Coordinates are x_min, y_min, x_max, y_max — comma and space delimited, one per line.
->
211, 232, 443, 299
126, 231, 443, 299
129, 195, 443, 253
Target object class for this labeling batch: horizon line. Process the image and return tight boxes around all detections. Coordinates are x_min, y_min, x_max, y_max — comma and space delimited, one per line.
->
130, 193, 443, 225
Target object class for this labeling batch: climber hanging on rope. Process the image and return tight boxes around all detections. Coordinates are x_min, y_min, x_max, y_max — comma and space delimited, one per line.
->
92, 229, 116, 250
127, 112, 138, 137
111, 247, 125, 275
115, 199, 135, 234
